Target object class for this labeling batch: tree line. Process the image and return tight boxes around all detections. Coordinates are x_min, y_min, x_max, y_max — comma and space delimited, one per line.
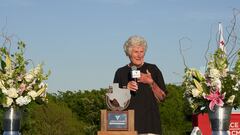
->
0, 84, 193, 135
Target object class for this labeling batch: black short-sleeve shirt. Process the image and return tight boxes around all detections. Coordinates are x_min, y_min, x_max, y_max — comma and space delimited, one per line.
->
113, 62, 166, 134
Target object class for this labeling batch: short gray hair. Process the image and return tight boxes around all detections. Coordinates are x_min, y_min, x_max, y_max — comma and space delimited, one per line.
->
123, 35, 148, 56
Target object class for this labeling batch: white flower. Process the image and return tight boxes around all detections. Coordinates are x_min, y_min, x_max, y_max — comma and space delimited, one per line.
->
234, 80, 240, 91
39, 82, 47, 89
33, 64, 41, 75
2, 88, 7, 95
24, 73, 34, 82
0, 42, 49, 108
39, 82, 44, 88
185, 68, 194, 77
2, 97, 13, 107
16, 96, 31, 106
208, 68, 220, 78
200, 106, 206, 111
233, 86, 238, 91
202, 92, 206, 97
187, 97, 194, 104
226, 95, 235, 105
5, 67, 13, 77
210, 78, 222, 90
222, 68, 229, 77
192, 88, 201, 97
27, 91, 38, 100
26, 85, 33, 91
17, 76, 22, 81
6, 88, 18, 98
7, 79, 14, 86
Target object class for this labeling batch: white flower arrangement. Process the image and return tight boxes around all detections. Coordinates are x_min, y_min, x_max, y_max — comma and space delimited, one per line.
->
183, 48, 240, 114
0, 41, 50, 108
181, 20, 240, 114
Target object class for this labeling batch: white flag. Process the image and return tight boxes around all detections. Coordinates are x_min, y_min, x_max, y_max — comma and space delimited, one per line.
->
218, 23, 225, 52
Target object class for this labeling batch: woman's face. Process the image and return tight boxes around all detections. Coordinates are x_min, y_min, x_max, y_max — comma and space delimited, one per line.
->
129, 46, 145, 67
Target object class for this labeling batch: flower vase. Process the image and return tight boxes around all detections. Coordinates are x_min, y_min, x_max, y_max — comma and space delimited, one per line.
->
208, 106, 232, 135
2, 106, 21, 135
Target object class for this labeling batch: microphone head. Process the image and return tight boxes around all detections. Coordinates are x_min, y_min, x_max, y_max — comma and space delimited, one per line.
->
131, 66, 137, 71
131, 66, 140, 78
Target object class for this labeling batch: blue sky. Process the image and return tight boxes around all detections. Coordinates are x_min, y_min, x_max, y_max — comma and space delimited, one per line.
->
0, 0, 239, 93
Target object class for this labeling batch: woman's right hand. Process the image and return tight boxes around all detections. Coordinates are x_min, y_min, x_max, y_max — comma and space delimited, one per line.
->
127, 81, 138, 91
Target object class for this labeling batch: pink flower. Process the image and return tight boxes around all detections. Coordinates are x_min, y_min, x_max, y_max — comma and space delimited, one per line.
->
205, 89, 225, 111
19, 83, 26, 95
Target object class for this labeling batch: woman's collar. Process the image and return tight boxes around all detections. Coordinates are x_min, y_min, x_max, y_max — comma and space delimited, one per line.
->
127, 62, 145, 68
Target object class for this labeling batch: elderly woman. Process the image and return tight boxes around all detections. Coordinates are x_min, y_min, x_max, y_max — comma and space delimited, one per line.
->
113, 35, 167, 135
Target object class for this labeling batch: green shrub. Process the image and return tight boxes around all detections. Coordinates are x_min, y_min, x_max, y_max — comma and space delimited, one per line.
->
160, 84, 192, 134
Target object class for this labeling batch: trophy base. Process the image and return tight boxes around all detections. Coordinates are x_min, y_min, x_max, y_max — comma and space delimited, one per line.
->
98, 110, 137, 135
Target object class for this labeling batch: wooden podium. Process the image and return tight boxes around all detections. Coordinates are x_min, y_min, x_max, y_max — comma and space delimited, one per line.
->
97, 110, 137, 135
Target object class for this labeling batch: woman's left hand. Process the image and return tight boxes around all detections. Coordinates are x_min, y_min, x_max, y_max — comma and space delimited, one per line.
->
138, 70, 153, 85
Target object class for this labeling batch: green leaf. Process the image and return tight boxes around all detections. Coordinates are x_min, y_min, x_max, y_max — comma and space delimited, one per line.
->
193, 79, 203, 92
5, 54, 11, 70
194, 70, 205, 82
1, 59, 6, 71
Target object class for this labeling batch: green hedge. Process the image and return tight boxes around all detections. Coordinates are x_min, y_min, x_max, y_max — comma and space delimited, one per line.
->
0, 84, 192, 135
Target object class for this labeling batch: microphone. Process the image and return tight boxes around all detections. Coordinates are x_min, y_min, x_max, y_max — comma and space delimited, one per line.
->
131, 66, 141, 82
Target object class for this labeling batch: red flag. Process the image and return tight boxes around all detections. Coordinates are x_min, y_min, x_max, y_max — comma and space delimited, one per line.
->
218, 23, 225, 52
